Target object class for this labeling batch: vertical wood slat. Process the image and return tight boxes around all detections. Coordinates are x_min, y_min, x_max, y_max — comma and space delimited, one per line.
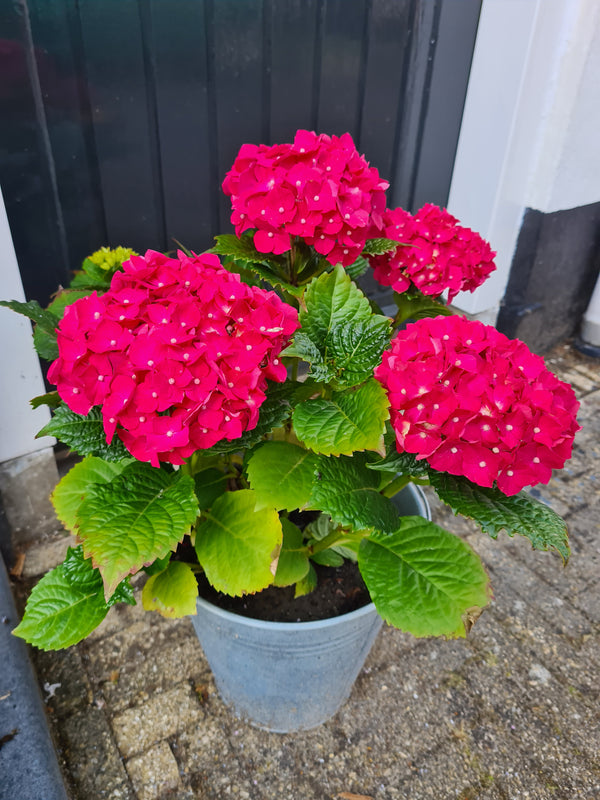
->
76, 0, 163, 251
28, 0, 107, 265
410, 0, 482, 210
391, 0, 439, 211
148, 0, 213, 251
317, 0, 367, 136
269, 0, 320, 144
0, 0, 70, 303
211, 0, 265, 230
359, 0, 414, 181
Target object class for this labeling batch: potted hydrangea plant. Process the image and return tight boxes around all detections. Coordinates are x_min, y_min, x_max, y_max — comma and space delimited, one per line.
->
2, 130, 580, 731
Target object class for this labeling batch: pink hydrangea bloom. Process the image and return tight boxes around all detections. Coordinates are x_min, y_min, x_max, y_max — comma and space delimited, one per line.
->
374, 316, 580, 495
370, 204, 496, 303
48, 250, 299, 466
222, 130, 389, 267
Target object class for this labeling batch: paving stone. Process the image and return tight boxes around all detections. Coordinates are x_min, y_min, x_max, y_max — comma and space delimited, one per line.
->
171, 715, 235, 785
21, 533, 76, 578
31, 645, 93, 721
83, 615, 195, 690
99, 636, 212, 714
459, 612, 600, 769
111, 683, 205, 758
61, 707, 134, 799
125, 741, 182, 800
85, 587, 149, 644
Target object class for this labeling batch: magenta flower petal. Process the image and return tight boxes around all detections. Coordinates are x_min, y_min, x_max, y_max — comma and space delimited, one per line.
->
375, 316, 580, 495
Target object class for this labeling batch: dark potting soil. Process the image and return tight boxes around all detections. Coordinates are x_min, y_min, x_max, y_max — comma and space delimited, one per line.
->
196, 561, 372, 623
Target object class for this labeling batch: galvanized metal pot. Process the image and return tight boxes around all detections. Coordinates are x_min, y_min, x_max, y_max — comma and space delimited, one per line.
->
190, 484, 430, 732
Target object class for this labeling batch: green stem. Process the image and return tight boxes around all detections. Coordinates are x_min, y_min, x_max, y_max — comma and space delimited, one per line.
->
181, 563, 204, 574
381, 474, 412, 498
382, 474, 430, 498
307, 527, 346, 556
287, 244, 295, 284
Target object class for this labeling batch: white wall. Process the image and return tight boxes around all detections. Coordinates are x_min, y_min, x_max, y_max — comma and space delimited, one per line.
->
447, 0, 600, 321
0, 188, 55, 462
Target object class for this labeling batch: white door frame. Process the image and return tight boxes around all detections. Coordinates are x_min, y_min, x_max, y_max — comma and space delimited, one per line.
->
448, 0, 600, 323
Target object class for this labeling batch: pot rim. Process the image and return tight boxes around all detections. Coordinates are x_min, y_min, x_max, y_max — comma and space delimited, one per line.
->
195, 594, 380, 631
194, 484, 431, 632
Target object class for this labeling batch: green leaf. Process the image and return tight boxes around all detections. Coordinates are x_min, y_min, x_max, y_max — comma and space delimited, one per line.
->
331, 543, 359, 562
0, 299, 60, 360
428, 471, 570, 562
107, 578, 136, 608
30, 391, 61, 410
294, 562, 317, 598
31, 289, 93, 358
359, 517, 491, 637
32, 326, 59, 360
221, 257, 264, 288
37, 405, 130, 461
143, 553, 172, 577
293, 379, 388, 456
308, 452, 398, 534
310, 549, 344, 567
393, 288, 453, 323
283, 266, 391, 388
304, 513, 335, 542
241, 262, 304, 298
212, 233, 271, 264
0, 299, 59, 335
211, 235, 303, 296
284, 332, 327, 379
12, 544, 135, 650
273, 518, 310, 587
195, 489, 282, 596
77, 463, 199, 597
61, 544, 135, 608
81, 259, 111, 284
246, 441, 317, 511
193, 468, 228, 509
12, 563, 110, 650
367, 448, 429, 478
205, 380, 295, 453
62, 545, 105, 591
345, 255, 369, 280
142, 561, 199, 618
362, 238, 401, 256
69, 271, 111, 290
52, 456, 130, 533
329, 316, 391, 389
47, 288, 94, 317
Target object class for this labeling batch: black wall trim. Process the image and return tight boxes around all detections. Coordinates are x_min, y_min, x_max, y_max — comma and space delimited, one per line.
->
497, 202, 600, 353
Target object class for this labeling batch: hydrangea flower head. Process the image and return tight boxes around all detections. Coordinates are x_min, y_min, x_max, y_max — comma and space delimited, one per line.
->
370, 204, 496, 302
375, 316, 580, 495
48, 250, 299, 466
222, 130, 389, 267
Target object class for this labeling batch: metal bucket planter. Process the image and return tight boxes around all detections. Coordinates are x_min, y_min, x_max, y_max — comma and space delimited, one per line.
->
190, 484, 430, 732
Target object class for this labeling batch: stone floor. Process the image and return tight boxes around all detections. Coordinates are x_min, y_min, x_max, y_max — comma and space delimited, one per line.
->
10, 342, 600, 799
